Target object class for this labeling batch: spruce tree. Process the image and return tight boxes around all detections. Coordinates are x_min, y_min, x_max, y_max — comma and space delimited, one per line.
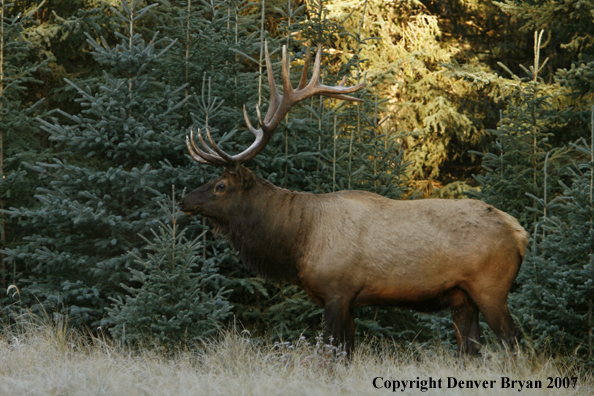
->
0, 1, 50, 295
468, 31, 569, 231
3, 0, 191, 327
497, 0, 594, 74
157, 0, 276, 336
321, 0, 491, 191
108, 190, 232, 348
513, 110, 594, 361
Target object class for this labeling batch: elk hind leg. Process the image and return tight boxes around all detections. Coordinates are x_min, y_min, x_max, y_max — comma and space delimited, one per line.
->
447, 288, 481, 356
466, 287, 520, 351
480, 304, 520, 351
324, 299, 355, 357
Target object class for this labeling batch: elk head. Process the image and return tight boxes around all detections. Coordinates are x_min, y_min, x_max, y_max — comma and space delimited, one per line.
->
178, 42, 365, 224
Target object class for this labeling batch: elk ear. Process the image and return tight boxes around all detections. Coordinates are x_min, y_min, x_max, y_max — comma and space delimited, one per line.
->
237, 165, 256, 189
228, 162, 256, 189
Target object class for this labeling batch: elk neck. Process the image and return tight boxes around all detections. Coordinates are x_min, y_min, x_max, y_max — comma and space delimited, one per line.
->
217, 178, 315, 284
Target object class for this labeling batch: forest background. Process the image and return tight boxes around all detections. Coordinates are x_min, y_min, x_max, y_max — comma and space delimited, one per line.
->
1, 0, 593, 364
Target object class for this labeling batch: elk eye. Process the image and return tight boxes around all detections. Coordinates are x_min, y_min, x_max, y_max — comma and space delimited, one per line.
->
215, 182, 226, 193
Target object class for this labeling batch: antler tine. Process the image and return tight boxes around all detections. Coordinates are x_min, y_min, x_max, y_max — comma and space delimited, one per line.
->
281, 45, 293, 100
195, 126, 221, 158
186, 135, 209, 164
255, 104, 264, 128
204, 125, 235, 163
297, 45, 366, 103
243, 104, 263, 139
309, 44, 323, 87
264, 41, 282, 125
296, 46, 311, 90
187, 127, 227, 166
191, 128, 221, 163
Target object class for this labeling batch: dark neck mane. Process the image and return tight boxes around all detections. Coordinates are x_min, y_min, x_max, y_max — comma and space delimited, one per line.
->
210, 178, 311, 284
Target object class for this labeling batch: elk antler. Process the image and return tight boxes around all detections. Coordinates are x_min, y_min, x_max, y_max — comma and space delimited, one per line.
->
186, 41, 365, 166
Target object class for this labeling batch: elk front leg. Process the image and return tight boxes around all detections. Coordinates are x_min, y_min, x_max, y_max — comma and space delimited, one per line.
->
324, 299, 355, 357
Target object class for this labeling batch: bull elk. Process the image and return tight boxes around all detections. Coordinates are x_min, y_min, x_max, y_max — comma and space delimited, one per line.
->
178, 42, 529, 357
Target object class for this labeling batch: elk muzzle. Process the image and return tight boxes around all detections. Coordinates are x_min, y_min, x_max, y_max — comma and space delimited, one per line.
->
177, 195, 200, 216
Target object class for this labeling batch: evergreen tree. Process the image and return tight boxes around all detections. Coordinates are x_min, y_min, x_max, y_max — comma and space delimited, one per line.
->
157, 0, 276, 337
10, 1, 125, 116
468, 31, 569, 231
497, 0, 594, 75
512, 110, 594, 361
496, 1, 594, 147
108, 190, 232, 348
0, 1, 50, 293
3, 0, 190, 327
321, 0, 492, 191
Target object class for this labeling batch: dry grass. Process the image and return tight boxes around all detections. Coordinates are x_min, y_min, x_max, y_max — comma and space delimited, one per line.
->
1, 317, 592, 395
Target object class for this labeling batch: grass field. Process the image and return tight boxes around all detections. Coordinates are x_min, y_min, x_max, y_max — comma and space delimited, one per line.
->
1, 318, 592, 395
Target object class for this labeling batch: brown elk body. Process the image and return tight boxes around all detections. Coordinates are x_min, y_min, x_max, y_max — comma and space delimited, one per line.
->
178, 43, 529, 356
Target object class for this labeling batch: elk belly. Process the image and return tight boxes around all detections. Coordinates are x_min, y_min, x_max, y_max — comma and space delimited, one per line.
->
352, 281, 461, 311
